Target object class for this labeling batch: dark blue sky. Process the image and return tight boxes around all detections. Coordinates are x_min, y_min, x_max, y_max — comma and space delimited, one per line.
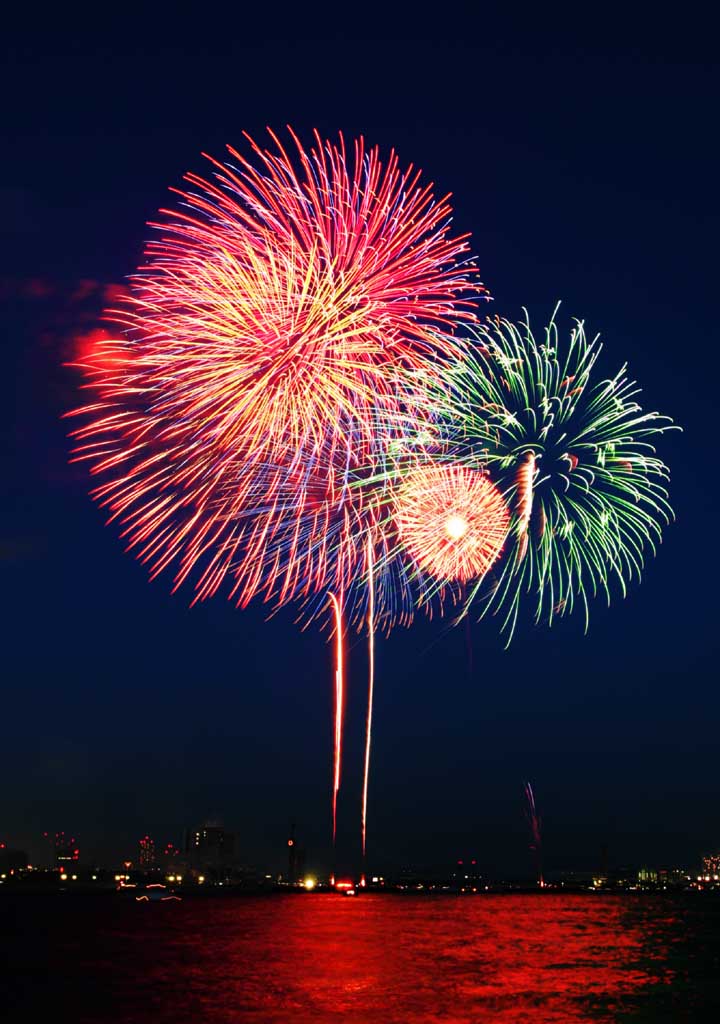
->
2, 11, 717, 876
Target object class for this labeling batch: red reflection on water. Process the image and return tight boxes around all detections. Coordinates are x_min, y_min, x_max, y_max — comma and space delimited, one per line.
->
251, 895, 671, 1023
9, 894, 683, 1023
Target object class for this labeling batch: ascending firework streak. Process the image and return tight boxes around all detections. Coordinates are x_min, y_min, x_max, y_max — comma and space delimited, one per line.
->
361, 536, 376, 873
523, 781, 544, 888
327, 592, 345, 846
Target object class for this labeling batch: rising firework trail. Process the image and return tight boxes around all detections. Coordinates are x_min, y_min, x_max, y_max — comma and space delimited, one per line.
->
361, 536, 376, 876
328, 592, 345, 847
523, 781, 544, 888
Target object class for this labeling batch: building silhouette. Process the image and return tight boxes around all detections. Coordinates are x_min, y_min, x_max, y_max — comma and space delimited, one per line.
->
185, 823, 236, 876
286, 824, 306, 883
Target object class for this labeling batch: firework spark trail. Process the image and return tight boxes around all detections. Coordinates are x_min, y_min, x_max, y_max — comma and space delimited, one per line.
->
361, 536, 376, 867
523, 781, 544, 888
328, 592, 345, 846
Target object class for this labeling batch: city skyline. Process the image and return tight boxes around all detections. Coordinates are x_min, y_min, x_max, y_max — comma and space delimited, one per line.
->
3, 792, 718, 879
3, 823, 720, 893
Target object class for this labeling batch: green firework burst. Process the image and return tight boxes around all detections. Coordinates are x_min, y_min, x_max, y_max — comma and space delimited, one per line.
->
440, 307, 677, 641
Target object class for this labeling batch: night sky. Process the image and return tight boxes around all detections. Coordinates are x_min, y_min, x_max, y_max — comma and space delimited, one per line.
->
2, 10, 718, 877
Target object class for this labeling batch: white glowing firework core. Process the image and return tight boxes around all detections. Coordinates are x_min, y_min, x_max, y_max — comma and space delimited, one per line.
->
444, 514, 469, 541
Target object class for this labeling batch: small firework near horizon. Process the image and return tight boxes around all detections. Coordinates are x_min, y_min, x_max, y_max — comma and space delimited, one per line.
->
524, 781, 544, 888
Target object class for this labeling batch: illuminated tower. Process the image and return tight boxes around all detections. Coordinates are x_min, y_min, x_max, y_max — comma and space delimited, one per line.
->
287, 824, 298, 883
185, 823, 235, 877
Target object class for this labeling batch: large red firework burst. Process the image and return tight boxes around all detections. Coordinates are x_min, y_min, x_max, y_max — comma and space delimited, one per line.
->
69, 129, 482, 608
394, 464, 510, 584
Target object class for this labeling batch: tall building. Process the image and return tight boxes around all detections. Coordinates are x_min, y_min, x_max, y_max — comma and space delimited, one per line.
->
185, 823, 235, 871
286, 824, 305, 883
138, 835, 156, 868
287, 824, 297, 882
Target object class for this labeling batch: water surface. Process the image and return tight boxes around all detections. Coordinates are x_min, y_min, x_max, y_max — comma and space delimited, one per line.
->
3, 893, 719, 1021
